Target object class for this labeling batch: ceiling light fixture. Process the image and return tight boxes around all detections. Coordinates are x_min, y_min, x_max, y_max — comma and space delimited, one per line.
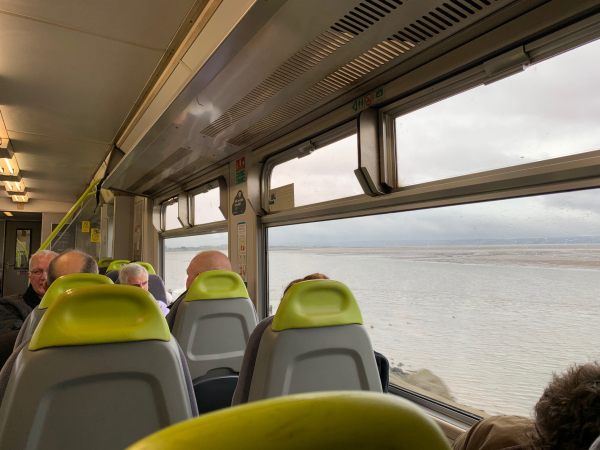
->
3, 211, 13, 217
4, 179, 26, 195
11, 192, 29, 203
0, 156, 21, 181
0, 138, 14, 159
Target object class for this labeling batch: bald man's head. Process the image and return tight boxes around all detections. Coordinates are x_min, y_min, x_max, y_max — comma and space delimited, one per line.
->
186, 251, 231, 289
47, 250, 99, 286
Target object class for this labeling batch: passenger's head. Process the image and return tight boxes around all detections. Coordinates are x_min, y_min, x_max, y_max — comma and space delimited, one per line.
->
28, 250, 58, 296
119, 263, 149, 290
47, 249, 99, 286
186, 251, 231, 289
283, 273, 329, 294
533, 362, 600, 450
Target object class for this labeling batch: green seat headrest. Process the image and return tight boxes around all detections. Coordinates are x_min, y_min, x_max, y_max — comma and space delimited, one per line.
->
97, 258, 114, 268
39, 273, 113, 310
272, 280, 362, 331
29, 285, 170, 350
134, 261, 156, 275
106, 259, 130, 272
126, 391, 451, 450
185, 270, 249, 301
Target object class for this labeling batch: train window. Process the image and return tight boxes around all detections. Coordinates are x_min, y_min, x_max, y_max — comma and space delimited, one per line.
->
162, 233, 228, 299
191, 182, 225, 225
162, 197, 181, 231
268, 133, 363, 210
394, 39, 600, 187
267, 188, 600, 417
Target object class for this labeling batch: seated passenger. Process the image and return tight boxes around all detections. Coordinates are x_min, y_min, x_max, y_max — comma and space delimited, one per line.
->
0, 250, 58, 336
47, 249, 99, 285
165, 250, 231, 329
452, 362, 600, 450
119, 263, 168, 316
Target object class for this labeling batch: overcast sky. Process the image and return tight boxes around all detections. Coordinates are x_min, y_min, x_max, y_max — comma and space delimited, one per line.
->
168, 38, 600, 248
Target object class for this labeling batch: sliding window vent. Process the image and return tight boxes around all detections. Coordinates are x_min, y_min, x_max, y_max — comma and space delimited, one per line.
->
228, 0, 499, 146
201, 0, 406, 138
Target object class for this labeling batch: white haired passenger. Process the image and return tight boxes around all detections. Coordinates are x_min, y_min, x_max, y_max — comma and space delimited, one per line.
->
119, 263, 168, 316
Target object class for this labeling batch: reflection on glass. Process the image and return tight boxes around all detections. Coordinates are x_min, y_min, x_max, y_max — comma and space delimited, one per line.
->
270, 135, 363, 208
163, 232, 228, 299
15, 229, 31, 269
164, 201, 181, 230
396, 39, 600, 186
193, 187, 225, 225
267, 189, 600, 417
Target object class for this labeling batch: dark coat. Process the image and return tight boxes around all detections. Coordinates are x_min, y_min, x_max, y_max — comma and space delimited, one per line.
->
0, 285, 40, 334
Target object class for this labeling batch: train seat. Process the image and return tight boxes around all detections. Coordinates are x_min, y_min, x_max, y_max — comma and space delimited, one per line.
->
127, 391, 451, 450
171, 270, 257, 413
97, 258, 114, 275
232, 279, 381, 405
13, 273, 113, 349
105, 259, 130, 272
0, 285, 197, 450
134, 261, 157, 275
107, 270, 169, 304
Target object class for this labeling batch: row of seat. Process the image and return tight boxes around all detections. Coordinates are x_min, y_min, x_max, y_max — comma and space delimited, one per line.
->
0, 271, 446, 449
98, 258, 156, 275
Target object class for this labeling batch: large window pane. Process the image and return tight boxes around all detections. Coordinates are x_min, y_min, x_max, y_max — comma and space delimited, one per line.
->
270, 135, 363, 208
267, 189, 600, 416
395, 39, 600, 186
163, 232, 228, 299
193, 186, 225, 225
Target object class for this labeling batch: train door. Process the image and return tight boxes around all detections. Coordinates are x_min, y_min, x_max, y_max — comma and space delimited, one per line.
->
2, 220, 41, 296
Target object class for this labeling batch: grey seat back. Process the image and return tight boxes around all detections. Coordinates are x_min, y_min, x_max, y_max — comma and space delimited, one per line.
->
172, 270, 257, 381
233, 279, 381, 404
12, 273, 113, 349
0, 285, 195, 450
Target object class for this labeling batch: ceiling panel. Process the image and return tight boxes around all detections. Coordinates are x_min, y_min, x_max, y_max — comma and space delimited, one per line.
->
0, 12, 165, 141
0, 0, 198, 50
9, 131, 110, 202
0, 1, 206, 208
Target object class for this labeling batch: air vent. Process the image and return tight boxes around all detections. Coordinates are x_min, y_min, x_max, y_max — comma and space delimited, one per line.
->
228, 0, 498, 146
201, 1, 404, 138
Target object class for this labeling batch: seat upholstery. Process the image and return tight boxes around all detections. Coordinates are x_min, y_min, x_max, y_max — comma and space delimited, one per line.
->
172, 270, 257, 381
0, 285, 196, 450
13, 273, 113, 349
233, 279, 381, 405
106, 259, 130, 272
127, 391, 451, 450
134, 261, 156, 275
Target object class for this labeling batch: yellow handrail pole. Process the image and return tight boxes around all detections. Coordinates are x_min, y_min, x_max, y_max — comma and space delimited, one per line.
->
38, 179, 101, 251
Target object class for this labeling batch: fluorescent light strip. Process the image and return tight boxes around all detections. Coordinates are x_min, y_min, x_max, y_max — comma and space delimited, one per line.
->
3, 211, 13, 217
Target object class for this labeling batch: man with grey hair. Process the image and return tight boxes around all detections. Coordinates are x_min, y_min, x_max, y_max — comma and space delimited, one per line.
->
119, 263, 168, 316
0, 250, 58, 334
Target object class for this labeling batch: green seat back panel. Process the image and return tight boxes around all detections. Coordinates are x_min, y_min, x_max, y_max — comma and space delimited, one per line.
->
135, 261, 156, 275
39, 273, 113, 309
185, 270, 249, 301
106, 259, 130, 272
29, 285, 170, 350
126, 391, 451, 450
272, 280, 362, 331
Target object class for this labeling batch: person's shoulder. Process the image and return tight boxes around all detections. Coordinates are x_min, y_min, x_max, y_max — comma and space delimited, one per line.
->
453, 415, 534, 450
